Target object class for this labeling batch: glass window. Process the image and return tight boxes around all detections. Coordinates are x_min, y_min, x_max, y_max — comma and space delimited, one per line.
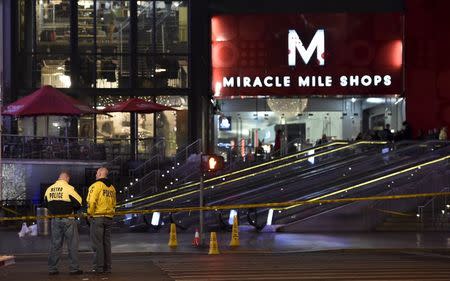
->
155, 1, 188, 53
138, 1, 188, 54
78, 0, 95, 51
137, 1, 155, 51
96, 0, 130, 49
18, 116, 79, 137
96, 54, 130, 88
79, 55, 96, 88
35, 54, 72, 88
155, 95, 188, 157
17, 55, 34, 89
137, 112, 154, 155
79, 116, 95, 138
36, 0, 71, 53
96, 95, 130, 141
138, 55, 188, 88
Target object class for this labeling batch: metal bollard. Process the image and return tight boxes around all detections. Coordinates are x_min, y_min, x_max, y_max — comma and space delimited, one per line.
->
36, 208, 49, 236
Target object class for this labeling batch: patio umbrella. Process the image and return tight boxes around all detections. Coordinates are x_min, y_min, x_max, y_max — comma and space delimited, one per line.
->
1, 85, 99, 158
101, 98, 177, 113
1, 85, 97, 117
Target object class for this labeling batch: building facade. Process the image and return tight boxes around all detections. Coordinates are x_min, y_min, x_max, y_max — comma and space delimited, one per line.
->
1, 0, 449, 159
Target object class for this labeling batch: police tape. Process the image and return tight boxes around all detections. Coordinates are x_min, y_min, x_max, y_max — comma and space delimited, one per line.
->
0, 205, 21, 216
369, 207, 415, 217
1, 191, 450, 222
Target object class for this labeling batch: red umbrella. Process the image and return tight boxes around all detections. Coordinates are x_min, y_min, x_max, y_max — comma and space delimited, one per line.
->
101, 98, 177, 113
1, 85, 97, 117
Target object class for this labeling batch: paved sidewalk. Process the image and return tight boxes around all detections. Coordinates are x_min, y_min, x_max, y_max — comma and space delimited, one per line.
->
2, 230, 450, 255
2, 252, 450, 281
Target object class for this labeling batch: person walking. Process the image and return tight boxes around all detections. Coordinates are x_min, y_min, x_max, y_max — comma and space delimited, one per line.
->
44, 171, 83, 275
87, 167, 116, 274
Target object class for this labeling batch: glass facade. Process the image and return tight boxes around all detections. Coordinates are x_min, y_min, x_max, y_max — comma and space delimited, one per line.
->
214, 97, 406, 161
17, 0, 189, 90
13, 0, 190, 157
95, 95, 188, 157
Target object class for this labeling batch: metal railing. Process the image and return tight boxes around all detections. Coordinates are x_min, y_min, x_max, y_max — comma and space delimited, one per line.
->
129, 154, 161, 180
171, 139, 202, 166
418, 187, 450, 225
153, 139, 202, 190
126, 170, 160, 198
127, 139, 199, 195
1, 134, 104, 160
127, 138, 165, 181
1, 134, 166, 161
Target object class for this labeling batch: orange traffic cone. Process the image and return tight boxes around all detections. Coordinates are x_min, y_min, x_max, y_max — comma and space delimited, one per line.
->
192, 228, 200, 247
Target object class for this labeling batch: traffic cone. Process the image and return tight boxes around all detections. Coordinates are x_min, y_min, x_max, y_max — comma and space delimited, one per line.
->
208, 232, 220, 255
168, 223, 178, 248
229, 215, 240, 247
192, 228, 201, 247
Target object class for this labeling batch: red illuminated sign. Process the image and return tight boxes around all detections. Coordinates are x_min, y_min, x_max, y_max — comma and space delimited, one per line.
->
211, 13, 404, 97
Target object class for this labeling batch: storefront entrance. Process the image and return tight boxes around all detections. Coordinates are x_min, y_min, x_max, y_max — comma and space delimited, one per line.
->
213, 96, 406, 161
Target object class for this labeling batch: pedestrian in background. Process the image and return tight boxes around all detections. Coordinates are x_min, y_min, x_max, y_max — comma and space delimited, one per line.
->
274, 129, 282, 154
87, 167, 116, 274
44, 171, 83, 276
439, 126, 448, 140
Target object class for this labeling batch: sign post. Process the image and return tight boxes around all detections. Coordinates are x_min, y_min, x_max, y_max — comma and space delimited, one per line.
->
199, 154, 225, 246
199, 172, 205, 246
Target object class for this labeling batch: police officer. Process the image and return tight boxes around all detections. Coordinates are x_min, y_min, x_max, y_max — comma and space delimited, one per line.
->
44, 171, 83, 275
87, 167, 116, 274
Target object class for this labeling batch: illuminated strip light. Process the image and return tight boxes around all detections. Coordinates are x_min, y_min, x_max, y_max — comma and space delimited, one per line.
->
117, 141, 352, 207
138, 141, 387, 209
229, 210, 238, 225
266, 209, 274, 226
151, 212, 161, 226
275, 155, 450, 211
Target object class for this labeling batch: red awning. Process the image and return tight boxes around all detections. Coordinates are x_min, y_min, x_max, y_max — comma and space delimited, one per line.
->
1, 85, 97, 117
101, 98, 178, 113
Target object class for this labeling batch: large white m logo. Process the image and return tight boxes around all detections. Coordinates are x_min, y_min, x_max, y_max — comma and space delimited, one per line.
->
288, 29, 325, 66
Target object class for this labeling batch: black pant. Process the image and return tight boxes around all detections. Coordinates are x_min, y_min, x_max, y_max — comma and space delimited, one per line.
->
90, 217, 113, 272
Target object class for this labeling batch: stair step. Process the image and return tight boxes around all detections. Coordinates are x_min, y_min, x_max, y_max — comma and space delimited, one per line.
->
381, 222, 423, 227
384, 216, 420, 222
375, 225, 424, 232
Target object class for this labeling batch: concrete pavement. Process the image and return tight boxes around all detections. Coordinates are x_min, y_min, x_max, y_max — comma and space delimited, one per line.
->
2, 252, 450, 281
2, 229, 450, 255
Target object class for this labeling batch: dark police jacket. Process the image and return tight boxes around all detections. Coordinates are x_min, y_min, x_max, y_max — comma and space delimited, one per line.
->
44, 180, 82, 215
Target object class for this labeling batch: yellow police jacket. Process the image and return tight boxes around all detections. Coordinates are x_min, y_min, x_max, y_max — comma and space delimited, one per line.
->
87, 178, 116, 217
44, 180, 82, 215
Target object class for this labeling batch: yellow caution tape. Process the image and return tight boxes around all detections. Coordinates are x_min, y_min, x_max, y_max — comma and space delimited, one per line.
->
370, 207, 415, 217
0, 206, 21, 216
2, 191, 450, 222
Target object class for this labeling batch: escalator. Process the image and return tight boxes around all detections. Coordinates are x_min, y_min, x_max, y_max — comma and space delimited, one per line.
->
165, 141, 449, 231
116, 141, 390, 230
118, 141, 351, 208
119, 141, 387, 211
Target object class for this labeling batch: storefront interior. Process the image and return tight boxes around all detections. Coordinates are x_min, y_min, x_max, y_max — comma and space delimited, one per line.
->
214, 96, 406, 159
